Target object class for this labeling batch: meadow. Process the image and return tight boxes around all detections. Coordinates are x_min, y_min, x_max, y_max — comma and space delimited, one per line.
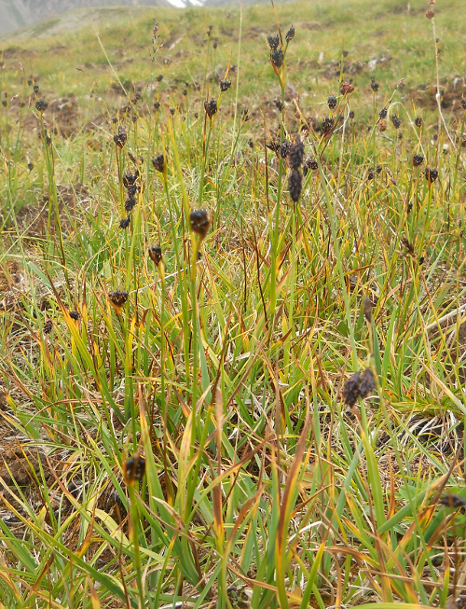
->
1, 0, 466, 607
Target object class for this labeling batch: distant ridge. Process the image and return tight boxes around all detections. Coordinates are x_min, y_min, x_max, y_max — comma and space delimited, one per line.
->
0, 0, 171, 37
0, 0, 290, 38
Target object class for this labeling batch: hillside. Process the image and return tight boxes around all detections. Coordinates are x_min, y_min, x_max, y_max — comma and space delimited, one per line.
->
1, 0, 466, 608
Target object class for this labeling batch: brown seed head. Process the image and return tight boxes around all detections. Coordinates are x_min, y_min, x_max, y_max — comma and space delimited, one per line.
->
43, 320, 53, 334
148, 245, 163, 266
342, 373, 361, 407
340, 82, 354, 95
152, 154, 165, 172
359, 368, 376, 398
425, 9, 435, 18
108, 290, 129, 308
190, 209, 211, 239
123, 454, 146, 485
363, 296, 372, 321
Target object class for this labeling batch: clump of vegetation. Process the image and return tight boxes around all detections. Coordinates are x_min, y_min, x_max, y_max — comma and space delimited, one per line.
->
0, 0, 466, 607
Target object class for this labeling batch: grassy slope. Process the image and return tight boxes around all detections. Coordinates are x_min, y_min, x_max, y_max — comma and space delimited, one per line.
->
0, 0, 466, 608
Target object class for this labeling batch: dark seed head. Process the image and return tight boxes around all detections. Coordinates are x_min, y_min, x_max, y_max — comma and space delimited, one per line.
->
152, 154, 165, 172
43, 320, 53, 334
69, 311, 81, 320
153, 101, 160, 110
367, 168, 375, 181
190, 209, 211, 239
370, 80, 379, 92
303, 158, 318, 176
285, 25, 295, 43
204, 99, 218, 118
123, 454, 146, 485
126, 184, 139, 198
114, 126, 127, 149
280, 141, 291, 159
425, 9, 435, 19
33, 84, 39, 94
220, 80, 231, 92
108, 290, 129, 308
363, 297, 372, 322
391, 115, 401, 129
359, 368, 376, 398
35, 100, 48, 113
119, 217, 131, 229
267, 34, 280, 51
123, 171, 139, 188
439, 494, 466, 509
424, 167, 438, 183
289, 138, 305, 170
271, 48, 284, 68
413, 154, 424, 167
125, 197, 137, 213
321, 117, 335, 136
288, 170, 302, 202
461, 99, 466, 110
327, 95, 337, 110
415, 116, 423, 127
342, 373, 361, 407
27, 162, 34, 171
379, 107, 388, 119
148, 245, 163, 266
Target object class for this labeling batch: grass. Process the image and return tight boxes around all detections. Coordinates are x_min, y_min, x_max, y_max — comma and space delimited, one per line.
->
0, 0, 466, 607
